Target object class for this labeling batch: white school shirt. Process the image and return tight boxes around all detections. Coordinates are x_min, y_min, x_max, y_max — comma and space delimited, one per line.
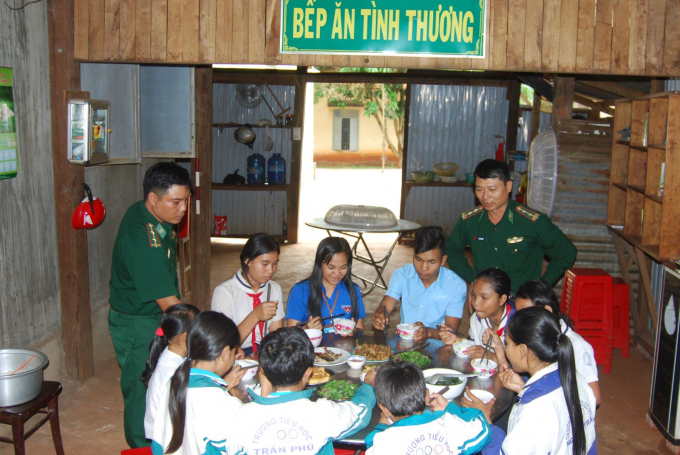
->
365, 403, 491, 455
483, 363, 598, 455
561, 319, 599, 384
231, 385, 375, 455
212, 270, 285, 349
151, 368, 242, 455
144, 348, 184, 439
468, 304, 515, 349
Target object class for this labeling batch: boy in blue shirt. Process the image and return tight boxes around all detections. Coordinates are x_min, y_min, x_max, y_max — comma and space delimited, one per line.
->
365, 360, 491, 455
373, 226, 467, 341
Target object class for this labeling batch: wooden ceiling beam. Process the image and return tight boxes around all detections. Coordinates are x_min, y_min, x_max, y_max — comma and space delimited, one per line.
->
573, 94, 615, 116
578, 80, 646, 99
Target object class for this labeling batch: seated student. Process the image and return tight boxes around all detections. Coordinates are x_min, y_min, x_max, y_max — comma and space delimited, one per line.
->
373, 226, 467, 342
151, 311, 246, 455
440, 268, 515, 361
286, 237, 366, 334
212, 233, 285, 353
463, 307, 597, 455
230, 327, 376, 455
365, 359, 492, 455
142, 303, 199, 440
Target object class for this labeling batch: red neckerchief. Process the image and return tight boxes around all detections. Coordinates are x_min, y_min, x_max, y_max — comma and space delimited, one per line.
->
246, 291, 264, 353
485, 303, 511, 337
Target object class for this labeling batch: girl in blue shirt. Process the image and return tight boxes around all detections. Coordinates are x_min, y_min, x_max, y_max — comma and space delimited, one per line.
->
286, 237, 366, 334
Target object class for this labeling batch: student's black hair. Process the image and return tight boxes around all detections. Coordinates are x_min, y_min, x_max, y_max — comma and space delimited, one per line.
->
474, 159, 511, 184
166, 311, 240, 454
516, 279, 573, 328
374, 359, 426, 417
506, 307, 587, 455
476, 268, 513, 301
304, 237, 360, 320
240, 233, 280, 279
414, 225, 447, 257
258, 327, 314, 388
141, 303, 200, 387
143, 162, 194, 200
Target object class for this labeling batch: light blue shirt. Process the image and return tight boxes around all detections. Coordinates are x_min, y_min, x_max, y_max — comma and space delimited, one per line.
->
386, 263, 466, 328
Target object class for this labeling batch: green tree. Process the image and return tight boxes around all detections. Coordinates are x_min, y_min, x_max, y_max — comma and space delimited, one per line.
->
314, 68, 406, 165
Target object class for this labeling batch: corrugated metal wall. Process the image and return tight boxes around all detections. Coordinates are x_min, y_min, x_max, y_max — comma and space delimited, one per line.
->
404, 85, 509, 233
212, 84, 295, 235
516, 111, 552, 152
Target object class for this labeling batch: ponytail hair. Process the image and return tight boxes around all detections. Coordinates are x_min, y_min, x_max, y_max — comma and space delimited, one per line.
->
476, 268, 514, 302
506, 307, 586, 455
166, 311, 240, 453
516, 279, 572, 328
142, 303, 199, 387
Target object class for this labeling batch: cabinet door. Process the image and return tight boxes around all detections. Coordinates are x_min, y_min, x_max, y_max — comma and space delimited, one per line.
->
140, 66, 195, 158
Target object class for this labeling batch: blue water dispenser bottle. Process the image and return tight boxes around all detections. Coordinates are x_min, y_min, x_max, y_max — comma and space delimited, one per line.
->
267, 152, 286, 185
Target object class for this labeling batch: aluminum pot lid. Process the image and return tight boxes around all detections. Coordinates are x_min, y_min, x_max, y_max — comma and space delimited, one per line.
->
324, 205, 398, 228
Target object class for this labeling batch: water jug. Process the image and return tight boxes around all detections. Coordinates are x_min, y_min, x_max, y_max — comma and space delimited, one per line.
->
267, 152, 286, 185
247, 153, 266, 184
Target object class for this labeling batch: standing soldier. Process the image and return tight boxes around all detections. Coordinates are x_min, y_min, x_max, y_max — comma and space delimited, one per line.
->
109, 162, 193, 448
446, 159, 576, 294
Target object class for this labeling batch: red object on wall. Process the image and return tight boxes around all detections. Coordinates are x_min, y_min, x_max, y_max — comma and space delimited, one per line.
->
178, 199, 190, 239
495, 142, 505, 161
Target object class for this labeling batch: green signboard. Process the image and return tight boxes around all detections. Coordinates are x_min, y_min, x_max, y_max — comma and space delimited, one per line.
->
281, 0, 486, 57
0, 67, 17, 181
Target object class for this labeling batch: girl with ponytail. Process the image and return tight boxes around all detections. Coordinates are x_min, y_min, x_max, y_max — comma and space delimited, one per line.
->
151, 311, 246, 454
464, 307, 597, 454
142, 303, 199, 439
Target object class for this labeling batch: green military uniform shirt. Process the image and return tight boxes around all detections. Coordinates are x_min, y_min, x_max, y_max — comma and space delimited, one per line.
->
446, 199, 577, 294
109, 200, 179, 316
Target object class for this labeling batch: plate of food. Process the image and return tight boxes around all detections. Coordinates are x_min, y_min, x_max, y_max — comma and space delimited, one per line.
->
314, 347, 350, 366
353, 342, 392, 363
307, 367, 334, 386
317, 379, 359, 401
391, 350, 432, 368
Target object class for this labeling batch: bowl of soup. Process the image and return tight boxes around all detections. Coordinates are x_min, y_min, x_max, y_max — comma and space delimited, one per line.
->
422, 368, 467, 400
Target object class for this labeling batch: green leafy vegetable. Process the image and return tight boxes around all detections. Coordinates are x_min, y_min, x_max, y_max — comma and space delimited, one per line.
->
317, 380, 359, 401
434, 376, 463, 386
393, 351, 432, 368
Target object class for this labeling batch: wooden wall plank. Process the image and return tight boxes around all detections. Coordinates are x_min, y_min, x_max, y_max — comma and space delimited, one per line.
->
167, 0, 183, 61
628, 0, 649, 74
575, 0, 595, 72
199, 0, 217, 62
75, 0, 90, 59
264, 0, 279, 64
542, 0, 561, 70
182, 0, 200, 62
119, 0, 135, 60
248, 0, 265, 63
89, 0, 105, 60
611, 0, 631, 74
385, 56, 402, 69
104, 0, 121, 60
216, 0, 232, 63
523, 0, 543, 71
490, 0, 508, 69
506, 0, 526, 70
593, 0, 612, 72
135, 0, 151, 60
558, 0, 578, 72
662, 0, 680, 74
232, 0, 248, 62
150, 0, 168, 61
645, 0, 665, 74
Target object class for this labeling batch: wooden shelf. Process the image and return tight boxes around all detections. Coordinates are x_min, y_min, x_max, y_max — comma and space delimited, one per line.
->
212, 123, 293, 129
616, 140, 667, 151
616, 140, 630, 146
646, 194, 664, 204
612, 182, 627, 191
627, 184, 645, 195
212, 183, 289, 191
607, 225, 661, 261
404, 181, 472, 188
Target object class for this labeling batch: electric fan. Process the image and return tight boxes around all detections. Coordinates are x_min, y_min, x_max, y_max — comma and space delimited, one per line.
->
526, 129, 558, 216
235, 84, 264, 109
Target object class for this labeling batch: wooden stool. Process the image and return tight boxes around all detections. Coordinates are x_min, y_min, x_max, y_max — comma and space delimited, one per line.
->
0, 381, 65, 455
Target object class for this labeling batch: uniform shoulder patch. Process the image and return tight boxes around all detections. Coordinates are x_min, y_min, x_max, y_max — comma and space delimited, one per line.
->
462, 205, 483, 220
516, 205, 540, 222
146, 223, 162, 248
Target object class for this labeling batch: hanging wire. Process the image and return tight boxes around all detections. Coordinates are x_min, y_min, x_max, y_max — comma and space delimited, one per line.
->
4, 0, 42, 10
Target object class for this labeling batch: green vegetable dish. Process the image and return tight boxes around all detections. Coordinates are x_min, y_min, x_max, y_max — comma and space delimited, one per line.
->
434, 377, 463, 386
393, 351, 432, 368
317, 380, 359, 401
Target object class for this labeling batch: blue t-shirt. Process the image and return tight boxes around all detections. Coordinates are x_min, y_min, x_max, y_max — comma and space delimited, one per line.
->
286, 280, 366, 332
386, 263, 466, 328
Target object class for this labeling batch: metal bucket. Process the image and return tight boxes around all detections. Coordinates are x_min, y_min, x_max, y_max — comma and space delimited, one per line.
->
0, 349, 49, 407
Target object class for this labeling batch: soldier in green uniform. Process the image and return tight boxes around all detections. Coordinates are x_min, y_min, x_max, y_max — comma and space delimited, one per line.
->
109, 162, 193, 448
446, 159, 576, 294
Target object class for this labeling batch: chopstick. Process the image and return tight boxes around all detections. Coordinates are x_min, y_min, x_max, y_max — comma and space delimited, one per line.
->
10, 355, 35, 376
295, 313, 347, 327
428, 386, 450, 406
479, 318, 497, 366
383, 307, 388, 337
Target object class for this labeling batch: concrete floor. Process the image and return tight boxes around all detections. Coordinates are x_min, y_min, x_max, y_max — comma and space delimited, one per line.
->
2, 240, 669, 454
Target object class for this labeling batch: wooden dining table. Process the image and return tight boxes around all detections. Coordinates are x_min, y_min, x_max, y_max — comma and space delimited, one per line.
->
236, 329, 515, 450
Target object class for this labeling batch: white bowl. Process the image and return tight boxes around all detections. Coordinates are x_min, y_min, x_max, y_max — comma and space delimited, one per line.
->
471, 359, 498, 379
304, 329, 323, 348
453, 340, 476, 358
347, 355, 366, 370
464, 389, 495, 404
333, 318, 356, 335
396, 323, 420, 340
235, 359, 260, 381
422, 368, 467, 400
440, 175, 458, 183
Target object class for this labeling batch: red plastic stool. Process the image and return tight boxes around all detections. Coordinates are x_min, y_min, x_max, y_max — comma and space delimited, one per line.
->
561, 268, 614, 374
121, 447, 152, 454
612, 277, 630, 358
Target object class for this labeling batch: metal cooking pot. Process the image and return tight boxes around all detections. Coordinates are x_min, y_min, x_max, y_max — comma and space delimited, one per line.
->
0, 349, 49, 406
234, 125, 256, 149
